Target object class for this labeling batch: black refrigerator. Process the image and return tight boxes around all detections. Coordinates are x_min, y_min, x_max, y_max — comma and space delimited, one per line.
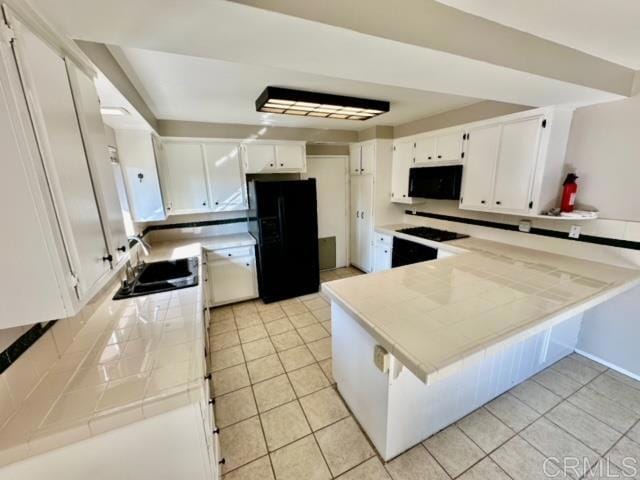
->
248, 179, 320, 303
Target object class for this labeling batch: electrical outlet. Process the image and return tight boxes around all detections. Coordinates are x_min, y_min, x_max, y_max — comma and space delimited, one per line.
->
519, 220, 531, 233
569, 225, 581, 239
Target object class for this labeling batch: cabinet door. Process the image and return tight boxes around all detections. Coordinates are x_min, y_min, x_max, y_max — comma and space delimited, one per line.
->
66, 62, 129, 263
460, 125, 501, 209
391, 141, 413, 201
204, 143, 246, 212
276, 144, 305, 171
358, 175, 374, 272
436, 131, 465, 162
162, 142, 209, 214
209, 255, 257, 305
492, 117, 543, 212
116, 131, 166, 222
360, 142, 376, 175
350, 176, 361, 267
243, 144, 277, 173
349, 144, 361, 175
16, 25, 110, 296
374, 243, 392, 272
414, 136, 436, 164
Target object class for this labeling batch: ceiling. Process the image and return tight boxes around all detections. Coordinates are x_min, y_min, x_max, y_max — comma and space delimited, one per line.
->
94, 72, 151, 131
111, 46, 479, 130
436, 0, 640, 69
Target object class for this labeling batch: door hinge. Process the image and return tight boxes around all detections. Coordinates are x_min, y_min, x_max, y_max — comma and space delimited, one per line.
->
541, 119, 547, 128
529, 201, 533, 209
69, 272, 79, 288
0, 22, 15, 44
461, 152, 465, 158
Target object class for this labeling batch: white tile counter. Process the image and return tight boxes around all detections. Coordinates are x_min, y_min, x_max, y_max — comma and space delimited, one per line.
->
0, 233, 254, 468
323, 236, 640, 384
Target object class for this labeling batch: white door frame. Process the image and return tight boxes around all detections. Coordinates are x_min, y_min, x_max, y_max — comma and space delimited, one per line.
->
304, 155, 350, 269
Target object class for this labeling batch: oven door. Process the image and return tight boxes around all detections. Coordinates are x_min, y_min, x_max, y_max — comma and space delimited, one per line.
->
392, 237, 438, 267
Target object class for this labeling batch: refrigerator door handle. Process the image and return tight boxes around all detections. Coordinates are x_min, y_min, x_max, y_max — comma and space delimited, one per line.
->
277, 195, 286, 247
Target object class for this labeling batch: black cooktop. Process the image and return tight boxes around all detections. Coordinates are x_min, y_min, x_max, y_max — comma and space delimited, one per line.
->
398, 226, 469, 242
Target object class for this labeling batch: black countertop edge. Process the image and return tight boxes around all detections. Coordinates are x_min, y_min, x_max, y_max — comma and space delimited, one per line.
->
405, 210, 640, 251
0, 320, 57, 375
140, 217, 247, 238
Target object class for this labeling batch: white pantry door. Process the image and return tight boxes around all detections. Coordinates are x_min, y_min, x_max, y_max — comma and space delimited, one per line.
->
304, 156, 349, 268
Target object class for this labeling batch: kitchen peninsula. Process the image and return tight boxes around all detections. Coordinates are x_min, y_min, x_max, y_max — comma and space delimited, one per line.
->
322, 237, 640, 460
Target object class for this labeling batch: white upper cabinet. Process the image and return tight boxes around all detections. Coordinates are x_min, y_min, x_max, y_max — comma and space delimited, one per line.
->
14, 22, 110, 298
203, 143, 247, 212
350, 141, 376, 176
243, 142, 306, 173
459, 124, 501, 209
390, 141, 419, 204
66, 61, 129, 265
162, 142, 210, 215
116, 130, 167, 222
414, 130, 464, 165
460, 107, 574, 216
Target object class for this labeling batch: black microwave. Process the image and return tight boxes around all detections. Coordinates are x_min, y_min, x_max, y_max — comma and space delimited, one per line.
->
408, 165, 463, 200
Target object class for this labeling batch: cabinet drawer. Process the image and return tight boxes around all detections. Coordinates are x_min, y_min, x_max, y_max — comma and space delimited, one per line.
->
206, 246, 253, 261
375, 233, 392, 246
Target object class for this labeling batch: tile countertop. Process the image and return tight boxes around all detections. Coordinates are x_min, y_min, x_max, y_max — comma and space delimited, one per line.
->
0, 233, 255, 467
322, 235, 640, 385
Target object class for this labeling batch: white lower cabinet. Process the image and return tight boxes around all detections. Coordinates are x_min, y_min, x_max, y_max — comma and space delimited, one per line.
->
373, 234, 392, 272
207, 247, 258, 306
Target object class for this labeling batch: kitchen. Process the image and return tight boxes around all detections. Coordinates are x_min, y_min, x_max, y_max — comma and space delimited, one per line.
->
1, 1, 640, 479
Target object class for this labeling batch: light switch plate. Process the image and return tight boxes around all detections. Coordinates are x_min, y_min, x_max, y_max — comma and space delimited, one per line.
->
569, 225, 581, 239
519, 220, 532, 233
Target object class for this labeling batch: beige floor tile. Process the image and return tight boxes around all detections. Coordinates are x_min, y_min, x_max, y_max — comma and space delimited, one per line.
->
235, 312, 263, 330
337, 457, 391, 480
278, 346, 316, 372
571, 387, 639, 433
457, 457, 509, 480
521, 418, 598, 478
533, 367, 583, 398
222, 455, 274, 480
320, 321, 331, 334
568, 353, 607, 373
491, 435, 563, 480
215, 387, 258, 428
312, 307, 331, 322
264, 318, 295, 336
210, 319, 237, 336
220, 416, 267, 474
270, 435, 331, 480
485, 393, 540, 432
211, 331, 240, 352
627, 422, 640, 444
271, 331, 304, 352
606, 436, 640, 472
551, 355, 602, 385
260, 400, 311, 451
318, 359, 335, 385
213, 364, 251, 396
242, 338, 276, 362
457, 407, 515, 454
606, 370, 640, 392
546, 402, 621, 455
303, 297, 329, 311
385, 445, 449, 480
423, 425, 485, 478
297, 324, 329, 344
590, 373, 640, 415
246, 354, 285, 384
212, 307, 234, 321
288, 312, 317, 329
233, 301, 258, 315
582, 461, 628, 480
259, 306, 287, 323
239, 325, 269, 344
299, 387, 349, 431
211, 345, 245, 372
253, 374, 296, 413
282, 303, 309, 316
315, 417, 375, 477
307, 338, 332, 361
288, 364, 330, 397
510, 379, 562, 414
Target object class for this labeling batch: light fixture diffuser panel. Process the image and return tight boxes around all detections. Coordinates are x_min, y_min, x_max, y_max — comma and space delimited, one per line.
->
256, 86, 389, 121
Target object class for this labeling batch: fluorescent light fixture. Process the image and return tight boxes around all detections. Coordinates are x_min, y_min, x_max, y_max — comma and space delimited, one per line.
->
100, 106, 130, 116
256, 86, 389, 121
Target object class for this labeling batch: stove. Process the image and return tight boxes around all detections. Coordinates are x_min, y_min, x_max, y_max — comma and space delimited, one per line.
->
397, 226, 468, 242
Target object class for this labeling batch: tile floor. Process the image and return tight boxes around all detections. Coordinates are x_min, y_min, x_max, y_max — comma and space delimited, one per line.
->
210, 267, 640, 480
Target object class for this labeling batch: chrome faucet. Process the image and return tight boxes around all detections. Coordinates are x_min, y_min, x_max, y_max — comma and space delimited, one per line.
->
123, 236, 151, 288
127, 236, 151, 256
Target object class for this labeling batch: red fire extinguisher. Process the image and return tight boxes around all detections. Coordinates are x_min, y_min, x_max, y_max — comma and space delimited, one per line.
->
561, 173, 578, 212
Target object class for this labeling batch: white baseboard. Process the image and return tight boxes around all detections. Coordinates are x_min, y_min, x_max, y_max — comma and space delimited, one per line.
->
574, 349, 640, 382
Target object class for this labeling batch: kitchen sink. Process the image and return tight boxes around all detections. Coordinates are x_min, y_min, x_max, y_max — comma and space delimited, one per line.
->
113, 257, 199, 300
